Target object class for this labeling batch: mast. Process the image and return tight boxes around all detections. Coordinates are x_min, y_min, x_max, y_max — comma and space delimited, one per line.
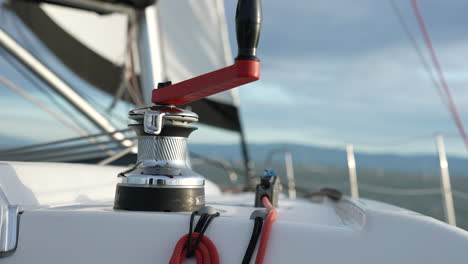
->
3, 0, 257, 173
136, 5, 166, 105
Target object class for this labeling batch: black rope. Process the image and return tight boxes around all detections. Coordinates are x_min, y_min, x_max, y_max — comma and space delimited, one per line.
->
194, 214, 209, 232
242, 217, 264, 264
186, 211, 198, 258
189, 213, 220, 257
186, 211, 220, 258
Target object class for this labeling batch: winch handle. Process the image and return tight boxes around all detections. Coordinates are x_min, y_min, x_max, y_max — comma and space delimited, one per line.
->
235, 0, 262, 60
151, 0, 262, 106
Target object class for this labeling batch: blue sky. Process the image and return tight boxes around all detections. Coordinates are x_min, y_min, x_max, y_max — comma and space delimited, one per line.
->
204, 0, 468, 157
2, 0, 468, 158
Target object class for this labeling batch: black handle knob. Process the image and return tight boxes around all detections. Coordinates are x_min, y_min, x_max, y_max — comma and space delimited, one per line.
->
235, 0, 262, 60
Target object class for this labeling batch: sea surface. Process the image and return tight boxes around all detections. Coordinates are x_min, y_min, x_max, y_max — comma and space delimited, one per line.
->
193, 162, 468, 231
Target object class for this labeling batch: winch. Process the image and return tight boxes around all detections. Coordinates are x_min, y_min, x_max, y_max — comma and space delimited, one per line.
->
114, 105, 205, 212
114, 0, 262, 212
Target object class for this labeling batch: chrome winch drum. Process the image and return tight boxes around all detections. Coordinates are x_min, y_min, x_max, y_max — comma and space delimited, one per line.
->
114, 105, 205, 212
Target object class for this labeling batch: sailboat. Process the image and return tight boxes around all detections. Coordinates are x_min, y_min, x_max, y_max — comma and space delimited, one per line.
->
0, 0, 467, 263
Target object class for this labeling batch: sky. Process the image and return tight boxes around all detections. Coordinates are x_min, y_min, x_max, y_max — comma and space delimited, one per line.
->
215, 0, 468, 156
1, 0, 468, 158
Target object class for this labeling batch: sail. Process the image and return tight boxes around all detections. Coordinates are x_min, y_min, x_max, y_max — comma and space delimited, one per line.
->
157, 0, 242, 131
9, 1, 126, 96
8, 0, 242, 131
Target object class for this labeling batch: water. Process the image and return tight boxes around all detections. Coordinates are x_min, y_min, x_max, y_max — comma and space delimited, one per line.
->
193, 162, 468, 231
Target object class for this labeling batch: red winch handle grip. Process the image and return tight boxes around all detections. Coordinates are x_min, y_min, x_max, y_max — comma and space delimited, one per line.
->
152, 0, 262, 105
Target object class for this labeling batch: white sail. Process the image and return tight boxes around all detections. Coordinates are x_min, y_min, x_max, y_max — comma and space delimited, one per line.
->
40, 0, 239, 106
0, 0, 242, 149
156, 0, 239, 106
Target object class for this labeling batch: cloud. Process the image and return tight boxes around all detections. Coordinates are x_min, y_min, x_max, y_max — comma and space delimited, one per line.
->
235, 35, 468, 156
222, 0, 468, 156
225, 0, 468, 58
2, 0, 468, 158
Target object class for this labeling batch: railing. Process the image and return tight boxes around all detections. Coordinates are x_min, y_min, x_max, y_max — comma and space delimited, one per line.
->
265, 149, 297, 199
190, 152, 240, 185
344, 132, 468, 227
262, 132, 468, 229
2, 129, 468, 228
0, 128, 136, 163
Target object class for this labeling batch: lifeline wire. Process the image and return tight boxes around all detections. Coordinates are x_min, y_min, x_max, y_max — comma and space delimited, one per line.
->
411, 0, 468, 151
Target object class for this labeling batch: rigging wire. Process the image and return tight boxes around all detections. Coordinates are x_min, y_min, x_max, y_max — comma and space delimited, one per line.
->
4, 6, 42, 56
410, 0, 468, 151
0, 75, 89, 137
126, 14, 144, 107
0, 48, 93, 133
82, 90, 130, 125
387, 0, 447, 107
1, 6, 130, 126
0, 10, 101, 132
0, 50, 118, 155
109, 13, 144, 110
0, 128, 132, 154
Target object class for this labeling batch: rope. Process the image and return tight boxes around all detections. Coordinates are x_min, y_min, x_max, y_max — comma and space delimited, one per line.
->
387, 0, 447, 107
255, 196, 277, 264
411, 0, 468, 151
189, 214, 220, 257
169, 211, 220, 264
242, 217, 264, 264
169, 233, 219, 264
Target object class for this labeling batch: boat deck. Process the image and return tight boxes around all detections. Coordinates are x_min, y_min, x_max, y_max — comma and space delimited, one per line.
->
1, 161, 468, 263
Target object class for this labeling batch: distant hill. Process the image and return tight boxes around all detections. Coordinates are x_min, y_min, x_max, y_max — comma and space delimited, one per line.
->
0, 135, 33, 150
189, 143, 468, 176
1, 136, 466, 176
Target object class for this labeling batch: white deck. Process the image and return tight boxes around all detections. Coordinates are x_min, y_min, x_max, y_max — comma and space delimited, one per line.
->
1, 161, 468, 263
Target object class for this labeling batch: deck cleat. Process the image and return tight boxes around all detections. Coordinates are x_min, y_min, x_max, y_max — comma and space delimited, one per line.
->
114, 105, 205, 212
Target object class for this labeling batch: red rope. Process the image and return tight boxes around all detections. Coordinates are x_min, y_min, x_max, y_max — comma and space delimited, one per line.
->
411, 0, 468, 150
170, 198, 277, 264
169, 233, 220, 264
255, 196, 277, 264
